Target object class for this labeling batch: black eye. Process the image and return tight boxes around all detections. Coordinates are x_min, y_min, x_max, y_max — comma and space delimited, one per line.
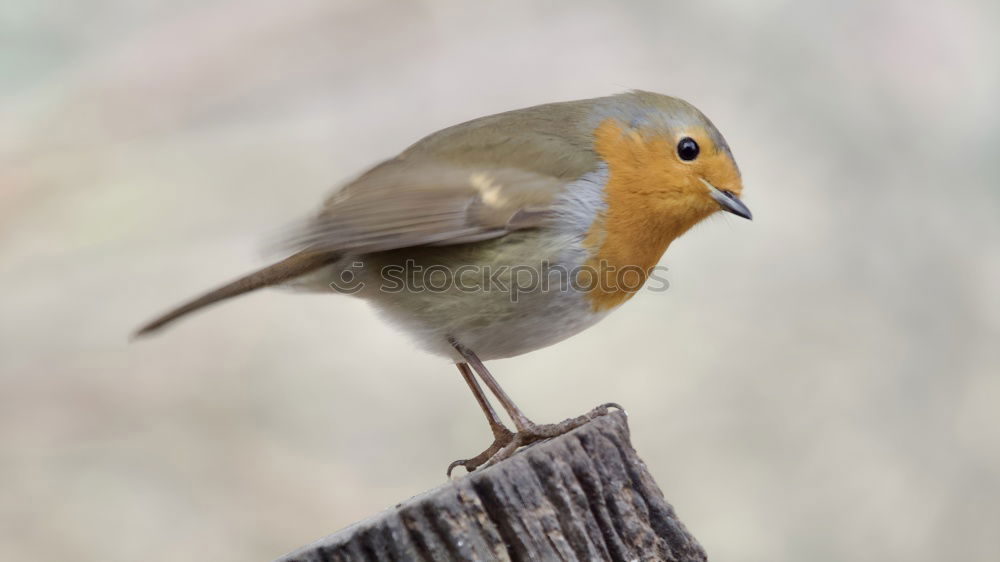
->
677, 137, 699, 161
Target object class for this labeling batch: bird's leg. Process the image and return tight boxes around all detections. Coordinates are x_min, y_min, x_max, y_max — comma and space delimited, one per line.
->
456, 362, 512, 440
449, 338, 623, 471
453, 343, 535, 431
447, 363, 515, 476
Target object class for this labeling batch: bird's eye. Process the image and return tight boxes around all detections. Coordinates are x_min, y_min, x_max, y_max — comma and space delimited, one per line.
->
677, 137, 699, 161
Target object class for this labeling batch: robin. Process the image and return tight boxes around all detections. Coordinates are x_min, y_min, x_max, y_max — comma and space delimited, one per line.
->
136, 90, 751, 474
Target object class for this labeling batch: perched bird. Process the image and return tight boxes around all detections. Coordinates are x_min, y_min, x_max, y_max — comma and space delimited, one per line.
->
135, 90, 751, 474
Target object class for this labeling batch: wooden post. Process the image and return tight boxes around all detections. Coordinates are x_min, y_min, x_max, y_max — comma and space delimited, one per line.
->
277, 412, 706, 562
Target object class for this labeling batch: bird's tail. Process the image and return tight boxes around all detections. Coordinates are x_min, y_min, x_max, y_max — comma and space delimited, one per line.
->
134, 251, 340, 337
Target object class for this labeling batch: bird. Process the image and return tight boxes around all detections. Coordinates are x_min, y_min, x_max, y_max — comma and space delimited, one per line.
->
135, 90, 751, 474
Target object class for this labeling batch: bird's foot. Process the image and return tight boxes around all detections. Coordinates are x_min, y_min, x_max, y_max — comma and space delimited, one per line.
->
447, 426, 515, 476
481, 402, 624, 469
447, 402, 623, 476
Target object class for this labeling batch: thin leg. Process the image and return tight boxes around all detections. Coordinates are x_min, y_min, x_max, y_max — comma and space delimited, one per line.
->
447, 363, 514, 477
448, 337, 624, 471
456, 363, 511, 441
451, 340, 533, 431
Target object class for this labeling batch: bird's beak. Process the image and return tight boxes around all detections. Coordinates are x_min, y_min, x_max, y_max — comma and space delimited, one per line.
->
702, 179, 752, 220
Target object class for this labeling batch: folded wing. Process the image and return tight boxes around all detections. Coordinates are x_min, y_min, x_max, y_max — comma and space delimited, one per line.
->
283, 159, 571, 254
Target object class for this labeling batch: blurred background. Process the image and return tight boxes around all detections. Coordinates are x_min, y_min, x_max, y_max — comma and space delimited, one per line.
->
2, 0, 998, 560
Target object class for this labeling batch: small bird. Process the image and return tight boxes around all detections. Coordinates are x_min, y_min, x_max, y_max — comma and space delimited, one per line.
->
136, 90, 751, 474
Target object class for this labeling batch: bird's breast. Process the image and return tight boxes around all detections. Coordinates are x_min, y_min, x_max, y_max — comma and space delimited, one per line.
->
578, 119, 698, 311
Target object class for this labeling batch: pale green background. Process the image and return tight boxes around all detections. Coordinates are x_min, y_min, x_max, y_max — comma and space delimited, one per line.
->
2, 1, 998, 560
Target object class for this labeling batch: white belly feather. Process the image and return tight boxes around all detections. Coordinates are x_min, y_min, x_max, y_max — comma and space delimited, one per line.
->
296, 166, 612, 361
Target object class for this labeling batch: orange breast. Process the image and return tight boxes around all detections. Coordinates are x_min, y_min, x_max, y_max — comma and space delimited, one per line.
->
580, 119, 713, 311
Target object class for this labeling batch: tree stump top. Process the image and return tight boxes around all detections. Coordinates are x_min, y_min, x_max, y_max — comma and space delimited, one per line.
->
277, 411, 706, 561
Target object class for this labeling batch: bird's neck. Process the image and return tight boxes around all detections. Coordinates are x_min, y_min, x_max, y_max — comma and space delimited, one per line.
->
580, 120, 709, 311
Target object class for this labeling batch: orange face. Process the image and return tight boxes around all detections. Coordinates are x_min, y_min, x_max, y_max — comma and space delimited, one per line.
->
581, 118, 747, 311
595, 118, 745, 221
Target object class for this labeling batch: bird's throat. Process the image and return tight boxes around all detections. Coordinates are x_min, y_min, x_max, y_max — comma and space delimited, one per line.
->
581, 119, 709, 311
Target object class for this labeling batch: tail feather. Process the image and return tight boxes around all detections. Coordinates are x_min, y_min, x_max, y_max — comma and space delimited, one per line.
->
134, 251, 339, 337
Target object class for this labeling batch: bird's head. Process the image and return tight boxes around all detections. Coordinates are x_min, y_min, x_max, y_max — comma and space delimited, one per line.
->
591, 91, 751, 233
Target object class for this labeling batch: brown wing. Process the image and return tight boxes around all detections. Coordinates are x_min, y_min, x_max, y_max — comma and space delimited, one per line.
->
283, 159, 567, 254
283, 97, 604, 255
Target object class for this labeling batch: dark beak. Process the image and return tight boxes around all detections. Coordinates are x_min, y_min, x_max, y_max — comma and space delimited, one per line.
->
706, 182, 752, 220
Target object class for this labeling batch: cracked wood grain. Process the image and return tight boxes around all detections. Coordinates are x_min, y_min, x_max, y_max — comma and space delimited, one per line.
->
277, 411, 706, 562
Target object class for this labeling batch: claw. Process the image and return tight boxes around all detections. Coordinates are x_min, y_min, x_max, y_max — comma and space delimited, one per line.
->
447, 458, 474, 477
447, 403, 622, 475
447, 430, 514, 477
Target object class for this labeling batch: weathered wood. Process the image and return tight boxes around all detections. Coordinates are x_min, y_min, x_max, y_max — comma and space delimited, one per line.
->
278, 411, 706, 562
